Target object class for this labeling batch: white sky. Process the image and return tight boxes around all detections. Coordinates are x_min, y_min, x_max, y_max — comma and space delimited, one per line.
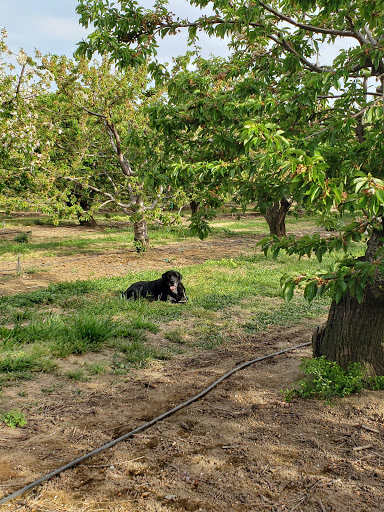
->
1, 0, 230, 61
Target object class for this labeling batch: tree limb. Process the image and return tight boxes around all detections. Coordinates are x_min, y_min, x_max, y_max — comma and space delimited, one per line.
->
259, 1, 367, 44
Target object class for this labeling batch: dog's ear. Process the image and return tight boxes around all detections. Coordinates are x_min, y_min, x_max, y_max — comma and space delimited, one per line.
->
162, 271, 169, 280
178, 272, 183, 279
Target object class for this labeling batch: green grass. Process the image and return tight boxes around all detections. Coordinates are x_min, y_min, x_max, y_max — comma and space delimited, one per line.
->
0, 210, 335, 257
0, 213, 366, 388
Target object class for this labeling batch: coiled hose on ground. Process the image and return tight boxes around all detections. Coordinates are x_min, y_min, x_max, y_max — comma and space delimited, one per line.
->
0, 341, 311, 505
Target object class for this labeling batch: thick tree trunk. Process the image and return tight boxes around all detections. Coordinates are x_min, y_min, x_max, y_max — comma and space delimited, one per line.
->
264, 197, 292, 237
313, 229, 384, 375
133, 218, 149, 252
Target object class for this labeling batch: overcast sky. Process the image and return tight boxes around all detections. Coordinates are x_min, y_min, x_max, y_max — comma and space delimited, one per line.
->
1, 0, 230, 62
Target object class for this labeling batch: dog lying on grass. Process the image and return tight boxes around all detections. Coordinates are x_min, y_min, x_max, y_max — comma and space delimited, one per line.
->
122, 270, 188, 303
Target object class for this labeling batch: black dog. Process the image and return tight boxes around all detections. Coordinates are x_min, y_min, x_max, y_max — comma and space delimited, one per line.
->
122, 270, 188, 303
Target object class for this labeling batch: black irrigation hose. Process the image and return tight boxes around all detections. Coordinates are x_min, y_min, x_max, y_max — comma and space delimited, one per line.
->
0, 341, 311, 506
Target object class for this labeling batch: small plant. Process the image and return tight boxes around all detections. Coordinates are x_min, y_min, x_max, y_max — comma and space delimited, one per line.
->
85, 362, 108, 375
366, 375, 384, 391
133, 239, 147, 253
283, 357, 365, 401
1, 409, 27, 428
66, 369, 90, 381
14, 232, 31, 243
283, 357, 384, 402
33, 218, 47, 226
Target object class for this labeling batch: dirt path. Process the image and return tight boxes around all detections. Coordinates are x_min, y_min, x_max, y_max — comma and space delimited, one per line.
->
1, 325, 383, 512
1, 223, 384, 511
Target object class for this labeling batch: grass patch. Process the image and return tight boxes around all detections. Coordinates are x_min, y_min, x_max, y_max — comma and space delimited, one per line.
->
243, 297, 329, 332
0, 213, 366, 388
111, 340, 172, 372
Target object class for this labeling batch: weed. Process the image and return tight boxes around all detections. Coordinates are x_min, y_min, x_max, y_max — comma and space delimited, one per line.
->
52, 314, 121, 356
41, 387, 55, 394
283, 357, 384, 402
366, 375, 384, 391
65, 369, 90, 381
84, 362, 108, 375
14, 232, 31, 243
133, 239, 147, 253
194, 323, 225, 349
1, 409, 27, 428
113, 340, 171, 371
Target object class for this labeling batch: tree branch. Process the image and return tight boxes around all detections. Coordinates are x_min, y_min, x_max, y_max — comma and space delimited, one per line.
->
103, 120, 134, 176
259, 1, 367, 44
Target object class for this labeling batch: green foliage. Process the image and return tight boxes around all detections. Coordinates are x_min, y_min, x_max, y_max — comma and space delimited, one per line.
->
280, 253, 379, 305
74, 0, 384, 318
133, 239, 148, 253
13, 232, 31, 243
1, 409, 27, 429
189, 209, 216, 240
283, 357, 384, 402
317, 212, 345, 232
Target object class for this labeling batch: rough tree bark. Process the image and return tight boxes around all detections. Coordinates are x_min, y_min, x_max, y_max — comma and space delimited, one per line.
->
264, 197, 292, 238
133, 218, 149, 252
313, 228, 384, 375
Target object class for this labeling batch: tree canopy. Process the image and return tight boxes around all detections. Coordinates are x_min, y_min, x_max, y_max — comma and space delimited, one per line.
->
75, 0, 384, 373
1, 33, 183, 245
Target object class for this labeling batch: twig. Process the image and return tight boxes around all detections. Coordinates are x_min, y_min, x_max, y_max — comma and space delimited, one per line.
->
360, 424, 380, 434
317, 497, 326, 512
352, 444, 373, 451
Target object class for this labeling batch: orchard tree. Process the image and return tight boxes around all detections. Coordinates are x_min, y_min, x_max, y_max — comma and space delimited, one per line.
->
76, 0, 384, 374
1, 36, 180, 247
149, 54, 299, 238
43, 55, 177, 247
0, 31, 57, 212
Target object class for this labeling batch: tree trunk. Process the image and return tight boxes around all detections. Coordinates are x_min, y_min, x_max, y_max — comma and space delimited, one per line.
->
313, 229, 384, 375
190, 200, 200, 215
264, 197, 292, 237
133, 218, 149, 252
78, 214, 97, 228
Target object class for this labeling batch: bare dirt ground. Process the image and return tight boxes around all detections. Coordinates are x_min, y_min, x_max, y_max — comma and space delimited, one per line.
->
1, 223, 384, 512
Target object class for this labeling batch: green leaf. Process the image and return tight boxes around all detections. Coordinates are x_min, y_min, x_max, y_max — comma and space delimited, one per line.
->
304, 281, 317, 303
283, 280, 295, 302
375, 189, 384, 205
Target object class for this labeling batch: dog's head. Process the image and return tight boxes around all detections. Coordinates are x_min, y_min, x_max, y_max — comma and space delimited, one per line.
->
162, 270, 182, 292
